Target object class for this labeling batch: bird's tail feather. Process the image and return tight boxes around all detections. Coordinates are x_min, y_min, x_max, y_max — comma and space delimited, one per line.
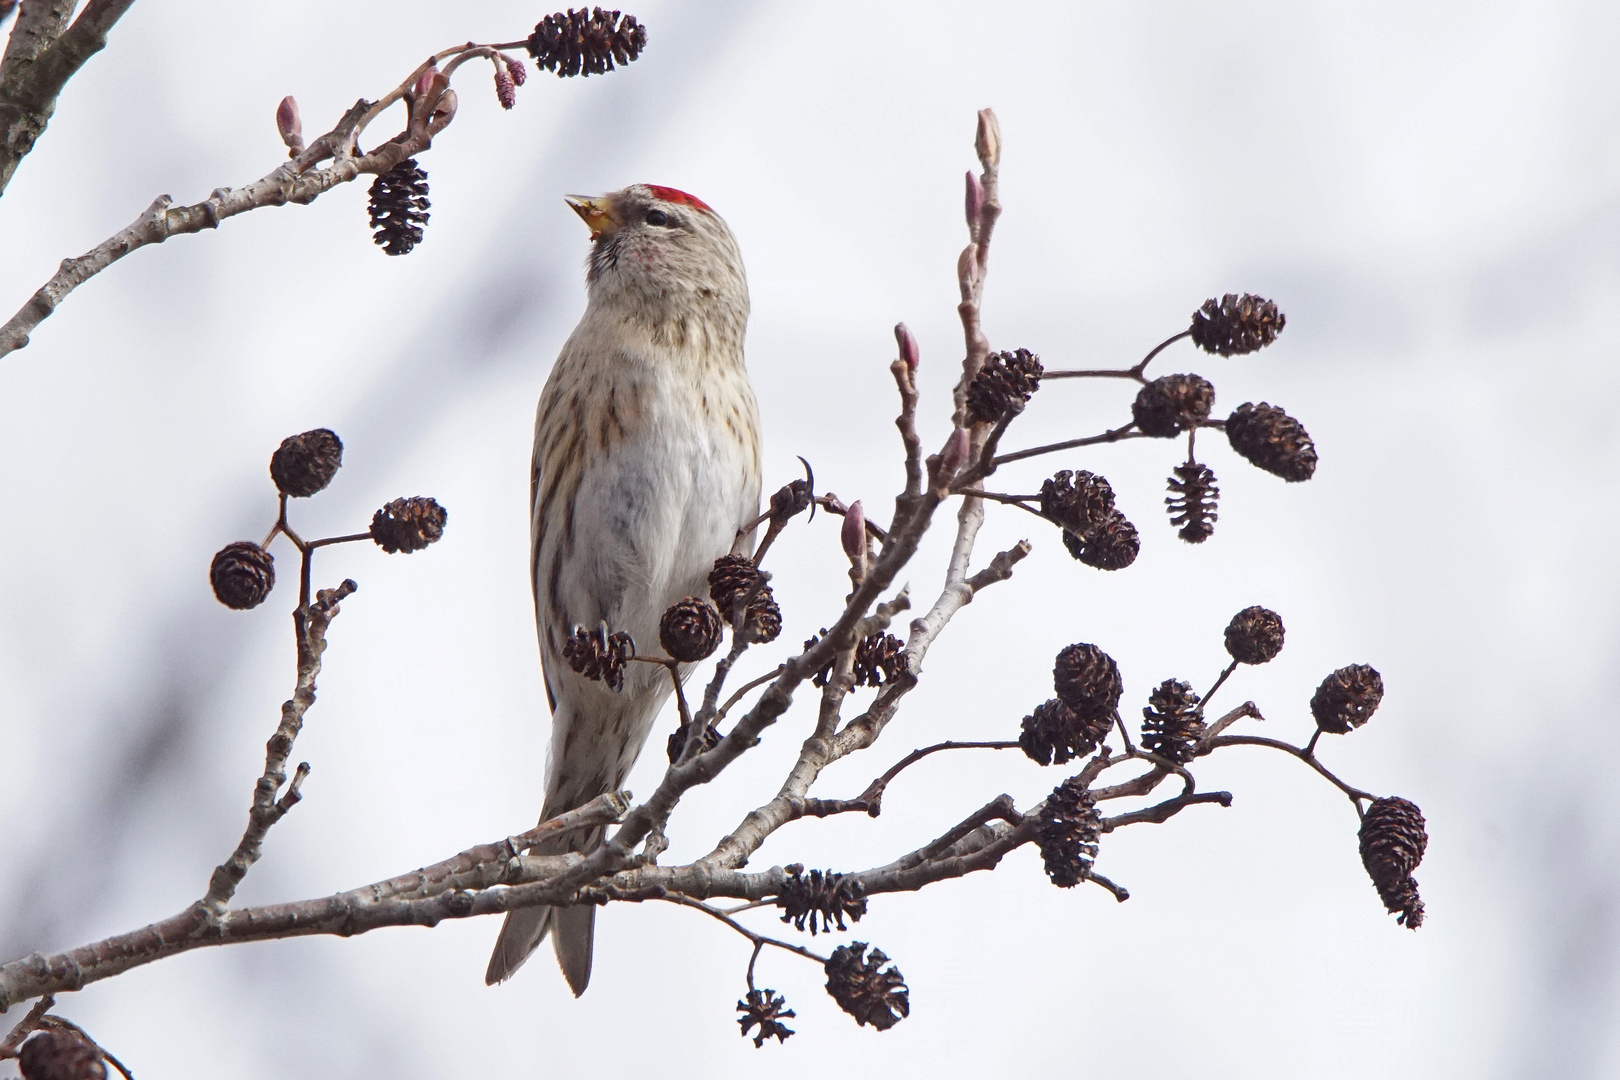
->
484, 820, 606, 992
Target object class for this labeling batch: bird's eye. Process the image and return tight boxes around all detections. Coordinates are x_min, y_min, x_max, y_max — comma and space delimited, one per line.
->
644, 209, 671, 227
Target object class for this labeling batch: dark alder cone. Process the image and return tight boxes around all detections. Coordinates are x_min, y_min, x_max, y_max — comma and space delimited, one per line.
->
1053, 643, 1123, 720
18, 1031, 107, 1080
658, 596, 723, 662
1166, 462, 1219, 543
1359, 796, 1428, 928
964, 348, 1043, 425
852, 632, 906, 687
269, 428, 343, 497
824, 943, 910, 1031
1140, 679, 1205, 764
494, 67, 517, 109
666, 721, 720, 763
210, 541, 275, 610
1224, 605, 1285, 665
1189, 292, 1286, 356
1226, 402, 1317, 482
707, 553, 781, 642
1133, 373, 1215, 437
1037, 775, 1101, 888
1061, 510, 1140, 571
366, 159, 430, 256
370, 496, 447, 553
804, 629, 833, 688
1019, 698, 1114, 766
1311, 663, 1384, 734
526, 7, 648, 77
562, 626, 633, 692
1038, 469, 1115, 533
737, 989, 796, 1048
776, 867, 867, 935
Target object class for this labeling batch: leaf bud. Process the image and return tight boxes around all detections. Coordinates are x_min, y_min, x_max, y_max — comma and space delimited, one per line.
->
894, 323, 919, 371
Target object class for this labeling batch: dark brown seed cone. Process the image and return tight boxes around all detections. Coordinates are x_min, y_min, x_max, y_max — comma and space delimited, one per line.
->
707, 553, 780, 642
659, 596, 723, 662
1053, 643, 1123, 719
562, 626, 633, 692
1310, 663, 1384, 734
852, 632, 907, 687
494, 67, 517, 109
210, 541, 275, 610
1037, 775, 1101, 888
1189, 292, 1286, 356
526, 7, 648, 77
964, 348, 1043, 425
1019, 698, 1114, 766
1359, 796, 1428, 928
666, 720, 720, 763
804, 629, 833, 688
366, 159, 430, 256
269, 428, 343, 497
1038, 469, 1115, 533
1166, 462, 1219, 543
824, 943, 910, 1031
1062, 509, 1140, 571
1224, 605, 1284, 665
776, 867, 867, 935
737, 988, 796, 1048
1226, 402, 1317, 482
1140, 679, 1205, 764
742, 591, 782, 643
370, 496, 447, 553
18, 1031, 107, 1080
1133, 374, 1215, 438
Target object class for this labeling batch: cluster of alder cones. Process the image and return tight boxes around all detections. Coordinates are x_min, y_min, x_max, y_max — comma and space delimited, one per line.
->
208, 428, 447, 611
366, 7, 648, 256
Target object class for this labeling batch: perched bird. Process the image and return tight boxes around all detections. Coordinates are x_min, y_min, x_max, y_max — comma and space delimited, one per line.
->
486, 184, 762, 993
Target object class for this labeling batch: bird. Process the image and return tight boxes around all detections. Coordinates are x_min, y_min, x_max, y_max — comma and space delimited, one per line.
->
486, 184, 762, 994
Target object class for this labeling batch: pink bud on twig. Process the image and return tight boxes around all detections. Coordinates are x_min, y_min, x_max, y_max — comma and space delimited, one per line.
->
841, 500, 866, 562
975, 108, 1001, 169
431, 88, 459, 129
414, 65, 441, 97
276, 96, 303, 151
964, 170, 984, 228
894, 323, 919, 371
957, 244, 980, 293
938, 427, 970, 484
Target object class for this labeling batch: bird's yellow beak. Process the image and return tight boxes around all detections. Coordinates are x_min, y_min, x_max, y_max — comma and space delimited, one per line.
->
565, 195, 615, 240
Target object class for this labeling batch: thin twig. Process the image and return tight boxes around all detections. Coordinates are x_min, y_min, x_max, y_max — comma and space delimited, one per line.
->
658, 893, 827, 966
850, 740, 1021, 816
1205, 735, 1375, 806
992, 423, 1143, 468
0, 994, 54, 1055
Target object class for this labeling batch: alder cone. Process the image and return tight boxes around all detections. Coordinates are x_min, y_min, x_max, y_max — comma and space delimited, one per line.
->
1359, 796, 1427, 928
737, 988, 796, 1047
1226, 402, 1317, 482
965, 347, 1043, 424
1019, 698, 1113, 766
370, 496, 447, 553
1310, 663, 1384, 734
1052, 643, 1123, 720
1061, 510, 1140, 570
18, 1031, 106, 1080
269, 428, 343, 497
563, 627, 633, 692
659, 596, 723, 662
210, 541, 275, 610
367, 159, 430, 256
1189, 292, 1285, 356
1139, 679, 1204, 764
526, 7, 647, 77
1132, 373, 1214, 437
1039, 469, 1114, 533
1037, 775, 1101, 888
1224, 605, 1284, 664
824, 943, 910, 1030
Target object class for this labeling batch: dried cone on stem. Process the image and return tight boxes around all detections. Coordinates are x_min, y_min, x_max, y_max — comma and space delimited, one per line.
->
737, 989, 796, 1047
1166, 462, 1219, 543
17, 1030, 107, 1080
1062, 510, 1140, 571
658, 596, 723, 662
210, 541, 275, 610
370, 497, 447, 553
1226, 402, 1317, 482
824, 943, 910, 1030
776, 867, 867, 935
1037, 775, 1101, 887
852, 632, 906, 687
1224, 605, 1284, 664
526, 7, 647, 77
1053, 643, 1124, 721
1038, 470, 1114, 534
666, 720, 720, 763
562, 626, 633, 692
964, 348, 1042, 424
1019, 698, 1112, 766
1310, 663, 1384, 734
1133, 373, 1215, 437
1359, 796, 1427, 928
707, 553, 782, 643
1189, 293, 1285, 356
367, 159, 430, 256
1140, 679, 1204, 764
269, 428, 343, 497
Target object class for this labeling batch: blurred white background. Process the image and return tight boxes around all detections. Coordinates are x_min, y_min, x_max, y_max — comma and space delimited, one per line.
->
2, 1, 1617, 1076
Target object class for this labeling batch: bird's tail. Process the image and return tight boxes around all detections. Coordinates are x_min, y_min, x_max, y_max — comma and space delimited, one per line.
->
485, 821, 605, 994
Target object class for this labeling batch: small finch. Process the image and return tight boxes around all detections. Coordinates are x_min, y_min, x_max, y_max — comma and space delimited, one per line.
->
486, 185, 762, 993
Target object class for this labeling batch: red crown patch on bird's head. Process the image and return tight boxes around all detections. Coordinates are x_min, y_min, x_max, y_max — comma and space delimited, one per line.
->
643, 185, 713, 214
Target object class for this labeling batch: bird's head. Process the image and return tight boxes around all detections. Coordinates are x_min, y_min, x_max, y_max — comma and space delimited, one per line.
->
565, 184, 748, 349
